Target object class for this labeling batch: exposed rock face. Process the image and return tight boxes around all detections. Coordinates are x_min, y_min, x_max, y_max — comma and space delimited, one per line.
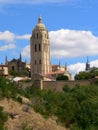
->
0, 99, 67, 130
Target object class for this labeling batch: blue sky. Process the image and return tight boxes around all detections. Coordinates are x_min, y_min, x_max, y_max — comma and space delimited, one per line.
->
0, 0, 98, 77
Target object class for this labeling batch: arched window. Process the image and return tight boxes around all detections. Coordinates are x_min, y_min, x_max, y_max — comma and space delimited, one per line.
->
12, 66, 15, 71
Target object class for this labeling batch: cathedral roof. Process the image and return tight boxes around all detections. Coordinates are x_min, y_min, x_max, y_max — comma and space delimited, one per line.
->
35, 17, 46, 29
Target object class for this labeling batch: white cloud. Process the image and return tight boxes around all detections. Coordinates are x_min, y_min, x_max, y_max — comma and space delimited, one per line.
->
68, 60, 98, 79
22, 45, 30, 58
90, 60, 98, 68
0, 30, 30, 52
0, 44, 16, 51
0, 30, 30, 43
21, 29, 98, 63
50, 29, 98, 58
1, 29, 98, 79
16, 34, 31, 40
68, 62, 85, 79
0, 30, 15, 42
2, 28, 98, 60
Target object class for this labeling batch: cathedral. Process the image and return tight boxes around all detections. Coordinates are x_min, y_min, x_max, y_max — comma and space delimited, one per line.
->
5, 54, 31, 76
30, 17, 71, 80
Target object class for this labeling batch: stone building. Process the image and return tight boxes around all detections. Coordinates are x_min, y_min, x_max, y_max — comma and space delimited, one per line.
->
30, 17, 71, 81
0, 64, 8, 76
49, 63, 71, 80
30, 17, 51, 78
5, 54, 31, 76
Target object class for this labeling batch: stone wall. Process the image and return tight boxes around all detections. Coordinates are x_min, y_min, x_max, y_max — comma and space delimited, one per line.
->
23, 79, 93, 91
42, 80, 92, 91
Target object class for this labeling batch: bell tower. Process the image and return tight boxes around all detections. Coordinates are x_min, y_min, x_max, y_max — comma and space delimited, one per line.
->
30, 17, 51, 77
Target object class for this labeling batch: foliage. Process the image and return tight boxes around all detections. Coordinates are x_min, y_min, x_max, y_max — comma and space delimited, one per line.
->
63, 85, 70, 92
0, 77, 25, 102
21, 121, 33, 130
23, 79, 31, 83
9, 69, 29, 77
9, 71, 19, 77
25, 84, 98, 130
0, 106, 8, 130
56, 75, 68, 80
0, 77, 17, 99
17, 96, 23, 104
75, 67, 98, 80
0, 76, 98, 130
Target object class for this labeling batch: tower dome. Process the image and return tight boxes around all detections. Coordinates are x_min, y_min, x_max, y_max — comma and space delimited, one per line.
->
36, 17, 46, 29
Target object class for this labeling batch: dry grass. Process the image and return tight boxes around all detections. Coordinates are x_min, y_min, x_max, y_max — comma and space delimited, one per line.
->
0, 98, 68, 130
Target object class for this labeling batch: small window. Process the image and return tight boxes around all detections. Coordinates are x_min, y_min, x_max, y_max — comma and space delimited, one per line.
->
35, 44, 37, 52
35, 60, 36, 64
45, 34, 46, 38
37, 33, 38, 39
39, 44, 41, 51
39, 60, 41, 64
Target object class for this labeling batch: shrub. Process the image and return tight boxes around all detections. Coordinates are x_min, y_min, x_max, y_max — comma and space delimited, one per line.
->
56, 75, 68, 80
0, 106, 8, 129
63, 85, 70, 92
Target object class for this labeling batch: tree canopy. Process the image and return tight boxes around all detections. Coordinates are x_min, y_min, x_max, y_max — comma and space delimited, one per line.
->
75, 67, 98, 80
56, 75, 68, 80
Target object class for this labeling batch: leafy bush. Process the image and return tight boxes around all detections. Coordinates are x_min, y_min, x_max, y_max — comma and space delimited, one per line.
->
75, 67, 98, 80
0, 106, 8, 130
63, 85, 70, 92
27, 84, 98, 129
16, 96, 23, 104
56, 75, 68, 80
0, 77, 26, 100
0, 77, 98, 130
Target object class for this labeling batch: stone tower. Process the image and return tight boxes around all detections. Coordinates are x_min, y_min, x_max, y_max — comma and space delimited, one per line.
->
30, 17, 51, 78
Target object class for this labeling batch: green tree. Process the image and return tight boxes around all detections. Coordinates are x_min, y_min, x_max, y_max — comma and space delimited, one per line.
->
56, 75, 68, 80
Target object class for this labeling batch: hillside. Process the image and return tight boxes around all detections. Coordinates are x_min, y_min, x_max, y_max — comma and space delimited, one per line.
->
0, 98, 67, 130
0, 77, 98, 130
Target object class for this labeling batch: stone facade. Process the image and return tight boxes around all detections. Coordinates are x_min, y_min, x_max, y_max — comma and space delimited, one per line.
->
43, 80, 91, 91
30, 17, 71, 84
30, 17, 51, 78
0, 64, 8, 76
5, 54, 30, 76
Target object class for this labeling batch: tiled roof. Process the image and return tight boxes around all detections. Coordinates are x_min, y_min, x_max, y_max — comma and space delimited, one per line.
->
45, 71, 65, 76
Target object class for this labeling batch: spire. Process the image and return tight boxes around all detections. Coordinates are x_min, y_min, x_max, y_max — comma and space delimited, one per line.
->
87, 56, 89, 63
38, 17, 42, 23
25, 59, 27, 64
36, 17, 45, 29
5, 55, 8, 65
65, 62, 67, 71
59, 60, 60, 67
86, 56, 90, 71
19, 53, 22, 61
